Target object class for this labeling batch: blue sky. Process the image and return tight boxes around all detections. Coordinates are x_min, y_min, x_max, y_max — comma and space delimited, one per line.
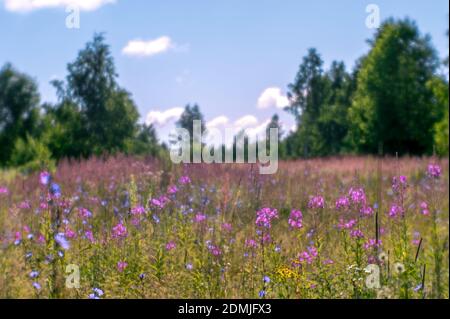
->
0, 0, 448, 142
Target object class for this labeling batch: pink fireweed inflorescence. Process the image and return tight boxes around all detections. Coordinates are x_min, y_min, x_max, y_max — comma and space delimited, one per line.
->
420, 202, 430, 216
338, 218, 357, 230
348, 188, 366, 206
39, 171, 51, 186
336, 187, 373, 217
288, 210, 303, 229
194, 213, 207, 223
427, 164, 441, 179
298, 246, 318, 264
308, 196, 325, 209
364, 239, 382, 250
0, 187, 8, 195
245, 239, 258, 249
78, 208, 92, 219
112, 222, 127, 239
166, 241, 176, 251
117, 261, 128, 272
389, 204, 404, 218
360, 206, 374, 217
335, 196, 350, 210
18, 201, 31, 209
412, 232, 421, 246
167, 185, 178, 195
255, 207, 279, 228
150, 196, 169, 209
350, 229, 364, 239
40, 202, 49, 210
131, 205, 146, 216
85, 230, 95, 243
65, 227, 76, 239
207, 244, 222, 257
392, 176, 408, 193
179, 176, 191, 185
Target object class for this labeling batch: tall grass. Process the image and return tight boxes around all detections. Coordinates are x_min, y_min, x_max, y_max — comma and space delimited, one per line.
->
0, 156, 448, 299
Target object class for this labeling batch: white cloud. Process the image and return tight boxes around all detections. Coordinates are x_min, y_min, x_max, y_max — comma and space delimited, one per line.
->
244, 119, 271, 139
289, 123, 297, 133
4, 0, 115, 12
206, 116, 229, 129
257, 87, 289, 109
145, 107, 183, 127
122, 36, 174, 57
234, 115, 258, 131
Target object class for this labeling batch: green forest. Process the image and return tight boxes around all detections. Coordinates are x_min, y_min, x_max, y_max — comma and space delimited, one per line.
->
1, 18, 448, 171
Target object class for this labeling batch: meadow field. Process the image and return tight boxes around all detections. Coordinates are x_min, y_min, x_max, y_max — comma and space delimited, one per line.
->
0, 156, 448, 299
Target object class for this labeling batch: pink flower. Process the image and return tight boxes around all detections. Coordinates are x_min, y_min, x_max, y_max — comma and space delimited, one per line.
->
150, 196, 169, 209
255, 207, 279, 228
131, 205, 146, 216
112, 222, 127, 239
167, 185, 178, 194
308, 196, 325, 209
179, 176, 191, 184
348, 188, 366, 206
131, 217, 141, 226
420, 202, 430, 216
37, 234, 45, 244
221, 223, 232, 232
427, 164, 441, 178
245, 239, 258, 248
78, 208, 92, 219
298, 246, 318, 264
335, 196, 350, 210
392, 176, 408, 193
117, 261, 128, 272
288, 210, 303, 229
65, 227, 76, 239
350, 229, 364, 239
360, 206, 374, 216
412, 232, 421, 246
39, 171, 51, 186
261, 233, 272, 243
338, 218, 357, 230
165, 241, 176, 251
389, 204, 404, 218
18, 201, 31, 209
85, 230, 95, 243
323, 259, 334, 265
364, 239, 382, 250
0, 187, 8, 195
208, 244, 222, 256
194, 213, 207, 223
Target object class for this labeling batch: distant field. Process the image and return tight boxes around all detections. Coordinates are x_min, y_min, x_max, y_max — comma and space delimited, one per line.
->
0, 156, 448, 299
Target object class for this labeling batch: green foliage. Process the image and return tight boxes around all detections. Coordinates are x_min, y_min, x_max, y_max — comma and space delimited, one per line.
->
127, 124, 161, 157
347, 18, 440, 155
173, 104, 206, 160
428, 76, 449, 156
285, 51, 354, 157
1, 19, 449, 166
0, 63, 41, 166
8, 134, 55, 173
42, 101, 89, 159
176, 104, 206, 143
52, 34, 141, 157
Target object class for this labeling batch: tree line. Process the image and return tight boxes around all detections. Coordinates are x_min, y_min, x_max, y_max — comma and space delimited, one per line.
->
0, 18, 448, 171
